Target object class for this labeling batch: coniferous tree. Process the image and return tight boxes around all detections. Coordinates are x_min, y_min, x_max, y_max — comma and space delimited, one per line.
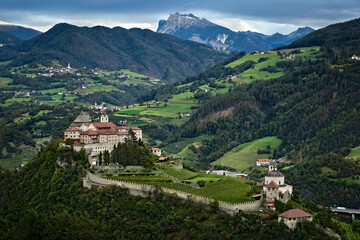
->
98, 152, 103, 166
104, 150, 110, 165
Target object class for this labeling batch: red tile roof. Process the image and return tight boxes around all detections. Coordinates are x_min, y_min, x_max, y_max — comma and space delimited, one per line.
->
152, 148, 160, 150
278, 209, 312, 219
92, 122, 117, 129
82, 130, 99, 136
257, 159, 270, 162
159, 157, 169, 161
65, 126, 81, 132
266, 181, 279, 188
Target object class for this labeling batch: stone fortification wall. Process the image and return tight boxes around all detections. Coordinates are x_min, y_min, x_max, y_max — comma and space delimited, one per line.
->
86, 172, 261, 214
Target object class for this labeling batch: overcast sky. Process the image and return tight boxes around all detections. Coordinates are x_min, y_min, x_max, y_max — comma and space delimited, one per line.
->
0, 0, 359, 34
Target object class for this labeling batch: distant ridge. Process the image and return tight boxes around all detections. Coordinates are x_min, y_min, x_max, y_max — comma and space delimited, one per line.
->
0, 29, 23, 44
0, 20, 42, 40
279, 17, 360, 51
0, 23, 229, 81
157, 13, 314, 52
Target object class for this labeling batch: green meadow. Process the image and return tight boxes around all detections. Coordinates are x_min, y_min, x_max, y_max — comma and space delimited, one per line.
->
212, 136, 281, 171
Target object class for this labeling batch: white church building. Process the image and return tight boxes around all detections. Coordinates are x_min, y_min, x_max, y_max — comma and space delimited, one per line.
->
263, 161, 293, 207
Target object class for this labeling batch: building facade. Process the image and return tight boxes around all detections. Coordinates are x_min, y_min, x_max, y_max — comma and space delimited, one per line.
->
64, 112, 142, 154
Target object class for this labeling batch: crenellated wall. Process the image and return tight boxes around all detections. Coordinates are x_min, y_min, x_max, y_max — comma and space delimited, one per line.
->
86, 172, 262, 214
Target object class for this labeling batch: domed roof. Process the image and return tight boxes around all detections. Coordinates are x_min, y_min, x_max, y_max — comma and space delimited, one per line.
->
265, 170, 284, 177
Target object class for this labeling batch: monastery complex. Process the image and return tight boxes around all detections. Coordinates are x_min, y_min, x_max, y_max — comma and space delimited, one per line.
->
64, 111, 142, 154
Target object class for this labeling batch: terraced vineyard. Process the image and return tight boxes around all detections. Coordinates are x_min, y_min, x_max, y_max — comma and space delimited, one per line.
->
99, 166, 260, 203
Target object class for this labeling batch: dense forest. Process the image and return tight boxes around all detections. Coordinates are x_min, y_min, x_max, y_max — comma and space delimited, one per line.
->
0, 142, 348, 239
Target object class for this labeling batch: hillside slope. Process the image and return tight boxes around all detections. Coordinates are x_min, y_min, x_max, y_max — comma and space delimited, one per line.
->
0, 20, 42, 40
279, 17, 360, 57
0, 30, 23, 44
157, 13, 314, 52
0, 23, 229, 82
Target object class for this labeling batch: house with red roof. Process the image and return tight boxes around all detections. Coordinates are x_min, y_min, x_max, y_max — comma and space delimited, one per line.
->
151, 147, 162, 156
278, 209, 313, 229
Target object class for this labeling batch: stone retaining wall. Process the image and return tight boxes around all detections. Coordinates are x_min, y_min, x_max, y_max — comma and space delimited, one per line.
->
86, 172, 262, 214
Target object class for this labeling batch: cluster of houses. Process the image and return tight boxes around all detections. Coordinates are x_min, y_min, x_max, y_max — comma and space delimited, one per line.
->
256, 158, 287, 166
281, 53, 295, 59
36, 63, 79, 77
207, 170, 248, 179
252, 51, 266, 55
89, 102, 141, 111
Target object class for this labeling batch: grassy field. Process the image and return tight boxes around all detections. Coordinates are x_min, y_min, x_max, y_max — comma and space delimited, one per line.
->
146, 177, 258, 203
0, 60, 12, 66
346, 145, 360, 159
163, 135, 208, 154
160, 167, 198, 179
0, 147, 36, 169
3, 97, 32, 107
212, 136, 281, 171
224, 47, 321, 84
0, 77, 13, 86
117, 92, 196, 118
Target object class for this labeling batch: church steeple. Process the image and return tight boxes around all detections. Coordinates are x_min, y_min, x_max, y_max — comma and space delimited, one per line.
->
269, 160, 277, 172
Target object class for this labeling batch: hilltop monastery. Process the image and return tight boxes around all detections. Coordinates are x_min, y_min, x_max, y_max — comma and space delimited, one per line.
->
64, 111, 142, 154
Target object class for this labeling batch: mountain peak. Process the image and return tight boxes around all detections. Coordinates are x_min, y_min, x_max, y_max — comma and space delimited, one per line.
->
157, 13, 314, 52
157, 13, 215, 34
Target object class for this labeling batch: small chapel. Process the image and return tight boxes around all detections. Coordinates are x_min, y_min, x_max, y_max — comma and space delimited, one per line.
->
263, 161, 293, 209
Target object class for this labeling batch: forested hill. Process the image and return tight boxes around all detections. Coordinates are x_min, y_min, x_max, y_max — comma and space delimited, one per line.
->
0, 30, 23, 44
279, 17, 360, 57
0, 23, 229, 82
0, 141, 350, 239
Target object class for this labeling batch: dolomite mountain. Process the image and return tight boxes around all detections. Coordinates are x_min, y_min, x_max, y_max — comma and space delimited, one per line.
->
157, 13, 314, 52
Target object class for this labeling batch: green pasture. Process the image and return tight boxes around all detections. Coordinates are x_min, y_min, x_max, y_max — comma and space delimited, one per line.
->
3, 97, 32, 107
0, 77, 13, 86
212, 136, 281, 171
346, 145, 360, 159
163, 135, 208, 154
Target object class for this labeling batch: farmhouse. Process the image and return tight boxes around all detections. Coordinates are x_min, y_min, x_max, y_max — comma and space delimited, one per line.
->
256, 159, 270, 166
278, 209, 313, 229
151, 147, 162, 156
64, 111, 142, 154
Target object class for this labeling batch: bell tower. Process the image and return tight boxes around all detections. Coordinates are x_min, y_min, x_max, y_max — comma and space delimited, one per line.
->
100, 112, 109, 123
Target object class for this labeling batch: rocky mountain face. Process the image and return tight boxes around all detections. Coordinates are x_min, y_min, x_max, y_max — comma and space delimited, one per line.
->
157, 13, 314, 52
0, 20, 42, 41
